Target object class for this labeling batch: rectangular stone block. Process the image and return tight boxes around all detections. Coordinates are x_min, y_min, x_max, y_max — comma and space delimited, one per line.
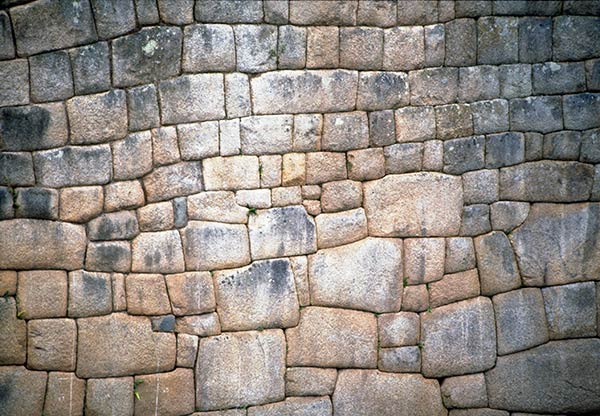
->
477, 17, 518, 64
177, 121, 220, 161
67, 90, 127, 144
131, 230, 185, 274
143, 162, 203, 202
285, 367, 337, 396
383, 26, 424, 71
445, 18, 476, 66
0, 103, 68, 151
241, 115, 293, 155
85, 377, 134, 416
429, 269, 480, 308
306, 26, 339, 69
533, 62, 586, 95
44, 372, 85, 416
322, 112, 369, 151
458, 66, 499, 102
278, 25, 306, 69
127, 84, 160, 132
70, 41, 111, 95
357, 0, 397, 27
519, 17, 552, 63
425, 24, 445, 66
409, 67, 458, 105
225, 73, 251, 119
384, 143, 423, 174
183, 24, 235, 72
29, 50, 73, 102
563, 93, 600, 130
357, 71, 409, 111
195, 0, 264, 23
553, 16, 600, 61
510, 96, 563, 133
0, 60, 28, 107
289, 0, 357, 25
443, 136, 485, 175
134, 368, 195, 416
203, 156, 260, 191
17, 270, 68, 319
0, 12, 15, 60
234, 25, 277, 73
341, 27, 383, 70
88, 211, 139, 241
112, 132, 153, 180
27, 319, 77, 371
68, 270, 113, 318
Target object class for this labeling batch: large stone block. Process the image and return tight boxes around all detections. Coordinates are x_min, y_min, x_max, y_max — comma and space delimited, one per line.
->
509, 96, 562, 133
234, 25, 277, 73
0, 103, 68, 151
363, 173, 463, 237
486, 339, 600, 413
286, 306, 377, 368
441, 373, 487, 409
0, 220, 85, 270
0, 366, 47, 416
0, 12, 14, 60
315, 208, 368, 248
563, 93, 600, 131
341, 27, 384, 70
309, 238, 402, 313
68, 89, 128, 144
131, 230, 185, 274
409, 67, 458, 105
474, 231, 521, 296
214, 259, 299, 331
383, 26, 424, 71
249, 396, 332, 416
85, 377, 134, 416
203, 156, 260, 191
554, 16, 600, 61
11, 0, 97, 55
195, 0, 264, 23
196, 330, 285, 411
0, 298, 26, 365
112, 132, 153, 180
289, 0, 357, 25
166, 272, 215, 316
446, 18, 477, 66
27, 319, 76, 371
333, 370, 446, 416
285, 367, 337, 397
143, 162, 203, 202
29, 51, 73, 102
248, 206, 317, 260
181, 221, 250, 270
77, 313, 175, 378
183, 24, 235, 72
44, 372, 85, 416
68, 270, 112, 318
0, 153, 34, 187
499, 161, 594, 202
134, 368, 195, 416
322, 112, 369, 151
240, 115, 293, 155
70, 41, 111, 95
543, 282, 597, 339
477, 17, 518, 64
421, 297, 497, 377
251, 70, 358, 114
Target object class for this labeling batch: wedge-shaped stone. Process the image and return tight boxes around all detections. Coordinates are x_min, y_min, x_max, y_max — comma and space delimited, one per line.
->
203, 156, 260, 191
251, 70, 358, 114
0, 220, 85, 270
0, 366, 47, 416
421, 297, 496, 377
214, 259, 299, 331
286, 306, 377, 368
249, 396, 332, 416
486, 339, 600, 414
77, 313, 175, 378
510, 203, 600, 286
181, 221, 250, 271
499, 161, 594, 202
143, 162, 203, 202
131, 230, 185, 274
34, 145, 112, 187
309, 238, 402, 313
364, 173, 463, 237
333, 370, 446, 416
196, 330, 285, 411
248, 206, 317, 260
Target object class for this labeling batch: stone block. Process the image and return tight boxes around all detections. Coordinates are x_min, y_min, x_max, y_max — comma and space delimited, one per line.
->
369, 110, 395, 146
0, 153, 34, 187
474, 231, 520, 295
0, 271, 17, 296
217, 119, 240, 156
111, 274, 127, 312
251, 70, 358, 114
486, 132, 525, 168
134, 369, 195, 415
235, 25, 277, 73
131, 230, 185, 274
0, 366, 47, 416
44, 372, 85, 416
86, 241, 131, 273
264, 0, 288, 23
463, 169, 499, 204
445, 237, 476, 273
357, 71, 409, 110
563, 93, 600, 130
241, 115, 293, 155
445, 18, 476, 66
490, 201, 529, 233
289, 0, 357, 25
103, 180, 144, 212
397, 0, 439, 24
70, 41, 111, 96
59, 186, 103, 223
543, 282, 597, 339
157, 0, 194, 24
554, 16, 600, 61
477, 17, 518, 64
364, 173, 463, 237
306, 26, 339, 68
77, 313, 175, 378
395, 106, 436, 142
16, 270, 67, 319
357, 0, 396, 26
188, 191, 247, 223
11, 0, 96, 55
183, 24, 235, 73
378, 346, 421, 373
85, 377, 134, 416
471, 99, 509, 134
403, 284, 430, 312
510, 96, 563, 133
543, 130, 582, 160
347, 148, 385, 180
494, 0, 561, 15
69, 270, 112, 318
224, 73, 251, 119
443, 136, 485, 174
176, 334, 198, 368
287, 307, 377, 368
143, 162, 203, 202
320, 180, 361, 213
236, 189, 271, 209
0, 11, 14, 60
195, 0, 263, 22
152, 127, 180, 166
458, 66, 499, 102
90, 0, 135, 38
581, 129, 600, 163
175, 313, 221, 337
309, 238, 402, 313
267, 186, 301, 207
177, 121, 219, 161
281, 153, 305, 186
278, 25, 306, 69
196, 330, 285, 411
67, 90, 127, 144
1, 221, 85, 270
429, 268, 481, 308
315, 208, 368, 249
499, 161, 594, 202
441, 373, 487, 409
160, 74, 225, 124
249, 397, 332, 416
486, 339, 600, 413
435, 104, 473, 140
421, 297, 496, 377
87, 211, 137, 242
182, 221, 250, 270
499, 64, 532, 98
0, 60, 28, 107
525, 132, 544, 161
0, 298, 26, 365
125, 274, 170, 316
214, 259, 299, 331
378, 312, 419, 347
285, 367, 337, 396
425, 24, 445, 66
533, 62, 586, 95
0, 187, 13, 220
27, 319, 76, 371
127, 85, 159, 132
519, 17, 552, 63
203, 156, 259, 191
333, 370, 446, 416
340, 27, 383, 70
35, 145, 112, 188
409, 67, 458, 105
29, 51, 73, 102
322, 112, 368, 151
586, 59, 600, 91
0, 103, 68, 151
404, 238, 445, 285
166, 272, 215, 316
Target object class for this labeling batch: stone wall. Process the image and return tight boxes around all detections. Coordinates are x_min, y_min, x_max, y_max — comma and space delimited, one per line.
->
1, 0, 600, 415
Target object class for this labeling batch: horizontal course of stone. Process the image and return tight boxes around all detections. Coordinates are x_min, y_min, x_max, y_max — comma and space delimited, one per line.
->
0, 0, 600, 415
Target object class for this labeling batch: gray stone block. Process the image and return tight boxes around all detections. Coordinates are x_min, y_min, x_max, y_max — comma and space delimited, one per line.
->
563, 0, 600, 15
112, 26, 182, 88
241, 115, 293, 155
533, 62, 586, 95
289, 0, 357, 25
90, 0, 136, 39
384, 143, 423, 174
29, 50, 73, 102
183, 24, 235, 73
581, 129, 600, 163
443, 136, 485, 175
510, 96, 562, 133
435, 104, 473, 140
67, 90, 128, 144
525, 132, 544, 161
445, 18, 476, 66
357, 0, 396, 26
445, 237, 476, 274
159, 74, 225, 124
86, 241, 131, 273
0, 152, 34, 187
87, 211, 139, 242
70, 42, 111, 95
157, 0, 194, 24
441, 373, 487, 409
455, 1, 492, 17
178, 121, 219, 160
322, 112, 368, 151
144, 162, 203, 202
195, 0, 264, 23
463, 169, 499, 204
410, 67, 458, 105
0, 12, 15, 60
493, 0, 561, 15
543, 282, 597, 339
458, 65, 499, 102
586, 58, 600, 91
379, 347, 421, 373
112, 131, 153, 180
235, 25, 278, 73
135, 0, 160, 24
383, 26, 425, 71
14, 187, 58, 220
306, 26, 339, 69
395, 106, 436, 142
127, 85, 160, 132
563, 93, 600, 130
0, 60, 28, 107
397, 0, 438, 25
499, 64, 532, 98
278, 25, 306, 69
285, 367, 337, 397
486, 132, 525, 168
543, 130, 582, 160
471, 99, 509, 134
1, 103, 69, 151
519, 17, 552, 63
424, 24, 445, 67
369, 110, 395, 146
264, 0, 288, 24
250, 396, 332, 416
0, 187, 14, 219
460, 204, 491, 236
490, 201, 529, 233
553, 16, 600, 61
477, 17, 518, 64
11, 0, 97, 56
340, 27, 384, 70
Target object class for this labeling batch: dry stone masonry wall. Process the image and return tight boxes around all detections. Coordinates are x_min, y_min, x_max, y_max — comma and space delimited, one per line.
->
0, 0, 600, 415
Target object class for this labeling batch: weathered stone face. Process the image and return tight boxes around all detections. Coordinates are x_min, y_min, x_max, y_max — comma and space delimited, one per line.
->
0, 366, 47, 416
0, 103, 67, 151
131, 230, 185, 274
0, 298, 26, 365
363, 173, 463, 237
134, 369, 195, 416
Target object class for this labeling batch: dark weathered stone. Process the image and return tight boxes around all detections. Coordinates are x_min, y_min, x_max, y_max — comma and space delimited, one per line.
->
543, 130, 581, 160
88, 211, 139, 241
0, 221, 85, 270
0, 103, 68, 151
0, 187, 14, 219
460, 204, 491, 236
112, 132, 153, 180
510, 96, 562, 133
289, 0, 357, 25
581, 128, 600, 163
90, 0, 136, 39
151, 314, 176, 332
112, 26, 182, 87
0, 11, 15, 60
0, 60, 28, 107
14, 187, 58, 220
563, 93, 600, 130
518, 17, 552, 63
511, 203, 600, 286
487, 339, 600, 413
443, 136, 485, 174
127, 84, 160, 131
0, 153, 34, 187
458, 66, 499, 102
474, 231, 520, 296
0, 366, 47, 416
490, 201, 529, 233
533, 62, 586, 95
445, 18, 476, 67
553, 16, 600, 61
499, 64, 532, 99
70, 41, 111, 95
29, 51, 73, 102
0, 298, 26, 365
542, 282, 597, 339
157, 0, 194, 24
445, 237, 476, 273
486, 132, 525, 168
472, 99, 509, 135
357, 72, 409, 111
195, 0, 264, 23
68, 270, 113, 318
499, 161, 594, 202
384, 143, 422, 174
278, 25, 306, 69
35, 145, 112, 188
86, 241, 131, 272
369, 110, 395, 146
11, 0, 97, 55
477, 17, 518, 64
424, 23, 445, 66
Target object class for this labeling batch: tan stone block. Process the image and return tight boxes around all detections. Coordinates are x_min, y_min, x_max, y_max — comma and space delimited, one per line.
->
305, 152, 347, 184
0, 298, 26, 365
219, 118, 241, 156
111, 273, 127, 312
286, 306, 377, 368
384, 26, 425, 70
44, 372, 85, 416
423, 140, 444, 171
395, 106, 436, 142
134, 369, 195, 416
316, 208, 368, 249
126, 274, 171, 316
378, 312, 420, 347
85, 377, 134, 416
404, 238, 446, 285
378, 346, 421, 373
0, 270, 17, 296
143, 161, 203, 202
285, 367, 337, 396
340, 27, 383, 70
68, 270, 112, 317
166, 272, 215, 316
17, 270, 67, 319
236, 189, 271, 209
151, 126, 180, 166
289, 0, 358, 25
28, 319, 76, 371
203, 156, 260, 191
187, 191, 248, 224
259, 154, 282, 188
441, 373, 488, 409
60, 186, 103, 223
0, 366, 47, 416
248, 396, 332, 416
176, 334, 198, 368
321, 180, 362, 212
137, 201, 174, 231
131, 230, 185, 274
282, 153, 306, 186
301, 185, 321, 200
175, 313, 221, 337
240, 115, 293, 155
322, 112, 369, 152
104, 180, 144, 212
347, 148, 385, 181
271, 186, 302, 207
402, 284, 430, 312
430, 269, 481, 308
85, 241, 131, 273
307, 26, 339, 68
303, 200, 322, 216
